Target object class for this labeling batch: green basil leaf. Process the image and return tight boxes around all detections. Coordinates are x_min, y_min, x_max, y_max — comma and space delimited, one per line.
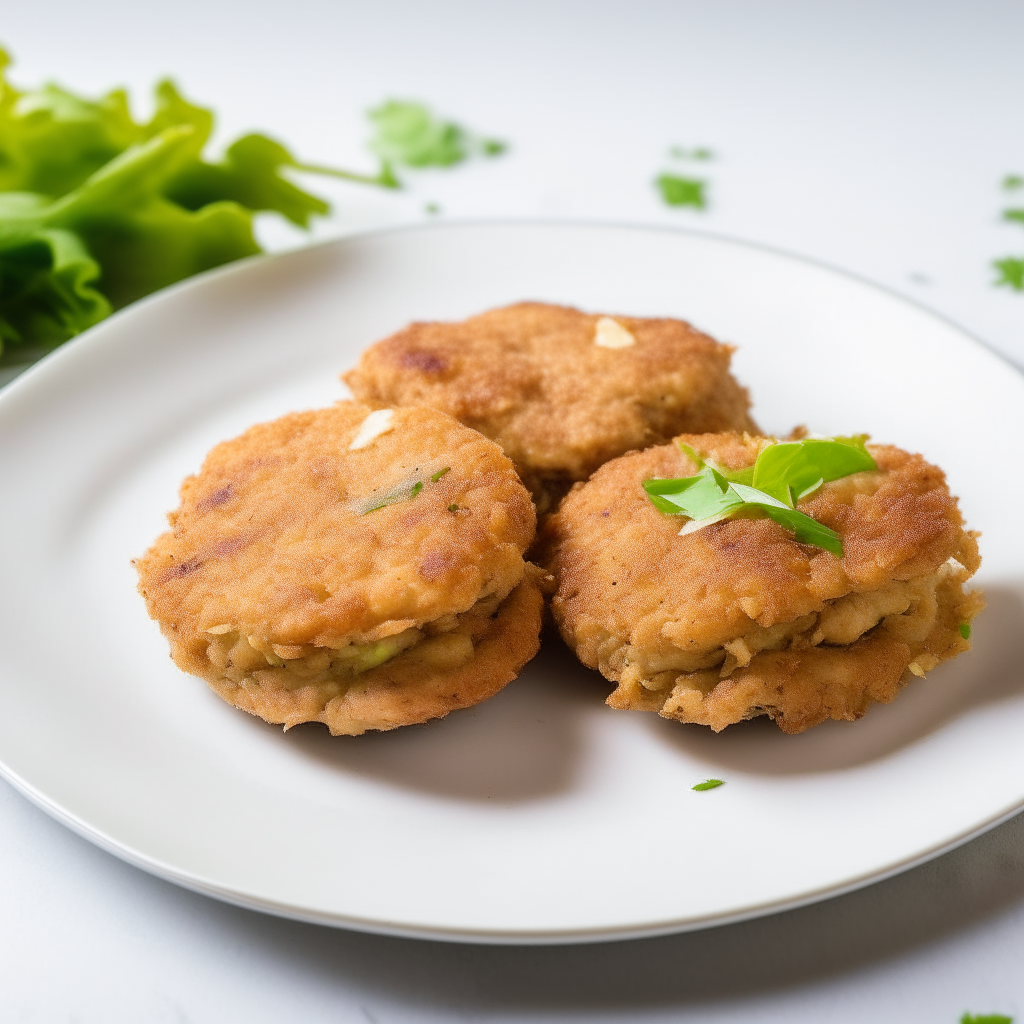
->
752, 436, 876, 507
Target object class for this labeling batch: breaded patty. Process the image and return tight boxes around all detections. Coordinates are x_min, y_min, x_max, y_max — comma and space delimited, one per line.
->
539, 432, 984, 734
136, 402, 543, 735
342, 302, 758, 511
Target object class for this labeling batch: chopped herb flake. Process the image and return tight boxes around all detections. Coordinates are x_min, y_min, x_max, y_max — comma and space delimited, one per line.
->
656, 174, 707, 209
961, 1014, 1013, 1024
643, 437, 876, 556
994, 257, 1024, 291
481, 138, 507, 156
424, 201, 441, 214
669, 146, 714, 160
447, 503, 459, 513
1004, 209, 1024, 226
693, 779, 724, 791
959, 622, 972, 639
1002, 175, 1024, 190
354, 465, 447, 515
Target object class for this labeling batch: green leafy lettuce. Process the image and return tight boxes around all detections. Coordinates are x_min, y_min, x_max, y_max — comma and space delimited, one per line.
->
367, 99, 506, 174
0, 48, 394, 358
643, 436, 878, 556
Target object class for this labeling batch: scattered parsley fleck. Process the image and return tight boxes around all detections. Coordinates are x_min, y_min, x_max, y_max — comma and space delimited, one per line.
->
430, 467, 450, 481
447, 503, 459, 513
669, 145, 714, 160
693, 779, 724, 791
961, 1014, 1013, 1024
959, 622, 972, 639
1002, 175, 1024, 190
994, 257, 1024, 290
366, 100, 507, 181
1004, 209, 1024, 225
656, 174, 707, 209
424, 201, 441, 214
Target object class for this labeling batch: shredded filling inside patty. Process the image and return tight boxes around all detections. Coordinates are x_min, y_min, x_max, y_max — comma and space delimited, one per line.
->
604, 557, 975, 698
203, 589, 509, 695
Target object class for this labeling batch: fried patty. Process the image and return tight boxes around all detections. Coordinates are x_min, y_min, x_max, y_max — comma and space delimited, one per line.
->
136, 402, 543, 735
342, 302, 758, 511
539, 432, 985, 734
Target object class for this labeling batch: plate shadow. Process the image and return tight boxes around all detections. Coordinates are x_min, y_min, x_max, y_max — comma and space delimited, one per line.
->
647, 583, 1024, 775
280, 626, 605, 803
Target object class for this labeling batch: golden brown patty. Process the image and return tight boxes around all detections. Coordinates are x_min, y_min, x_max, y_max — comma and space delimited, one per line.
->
539, 432, 985, 734
343, 302, 758, 511
136, 402, 543, 735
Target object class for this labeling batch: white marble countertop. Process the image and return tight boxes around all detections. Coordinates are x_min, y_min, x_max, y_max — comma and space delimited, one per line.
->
2, 2, 1023, 1020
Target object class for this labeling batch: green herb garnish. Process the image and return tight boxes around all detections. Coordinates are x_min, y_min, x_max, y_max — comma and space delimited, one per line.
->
994, 257, 1024, 291
655, 174, 707, 209
644, 436, 877, 556
961, 1014, 1013, 1024
0, 48, 393, 358
1004, 209, 1024, 226
447, 503, 460, 513
1002, 175, 1024, 190
959, 622, 972, 639
693, 779, 724, 791
367, 100, 506, 174
355, 466, 449, 515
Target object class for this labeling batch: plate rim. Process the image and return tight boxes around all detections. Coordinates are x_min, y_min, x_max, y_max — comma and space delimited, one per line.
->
1, 217, 1020, 945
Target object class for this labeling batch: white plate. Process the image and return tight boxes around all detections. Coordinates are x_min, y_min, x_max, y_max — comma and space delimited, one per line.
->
0, 221, 1022, 945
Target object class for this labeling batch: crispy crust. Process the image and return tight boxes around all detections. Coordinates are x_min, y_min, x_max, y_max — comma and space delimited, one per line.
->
343, 302, 758, 511
540, 432, 985, 733
136, 402, 542, 732
207, 570, 545, 735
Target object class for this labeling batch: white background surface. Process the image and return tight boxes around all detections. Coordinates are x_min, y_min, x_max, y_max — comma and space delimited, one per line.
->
2, 1, 1024, 1021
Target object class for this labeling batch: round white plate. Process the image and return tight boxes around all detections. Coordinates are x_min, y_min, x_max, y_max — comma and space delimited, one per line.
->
0, 221, 1021, 944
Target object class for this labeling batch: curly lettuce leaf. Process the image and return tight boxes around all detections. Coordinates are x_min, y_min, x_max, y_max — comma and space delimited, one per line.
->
0, 196, 110, 351
0, 48, 140, 197
0, 48, 400, 356
0, 126, 259, 349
